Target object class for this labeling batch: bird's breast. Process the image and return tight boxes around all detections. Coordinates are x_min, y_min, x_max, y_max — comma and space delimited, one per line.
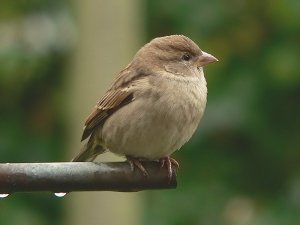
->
101, 73, 208, 159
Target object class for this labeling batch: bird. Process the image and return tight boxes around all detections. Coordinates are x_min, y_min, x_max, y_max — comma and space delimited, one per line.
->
72, 35, 218, 180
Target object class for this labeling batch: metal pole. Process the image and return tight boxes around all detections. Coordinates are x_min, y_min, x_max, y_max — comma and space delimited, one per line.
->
0, 161, 177, 194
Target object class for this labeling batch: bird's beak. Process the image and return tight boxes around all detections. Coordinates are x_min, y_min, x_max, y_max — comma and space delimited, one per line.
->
197, 51, 218, 67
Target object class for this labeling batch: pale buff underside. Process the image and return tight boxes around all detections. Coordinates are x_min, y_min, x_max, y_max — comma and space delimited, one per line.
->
95, 70, 207, 160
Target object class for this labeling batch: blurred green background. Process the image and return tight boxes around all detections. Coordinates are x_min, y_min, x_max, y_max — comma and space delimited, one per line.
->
0, 0, 299, 225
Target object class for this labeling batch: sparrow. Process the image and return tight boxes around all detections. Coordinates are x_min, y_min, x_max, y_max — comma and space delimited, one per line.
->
72, 35, 218, 180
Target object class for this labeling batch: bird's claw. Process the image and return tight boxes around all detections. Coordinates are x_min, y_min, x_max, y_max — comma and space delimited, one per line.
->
126, 156, 179, 182
159, 156, 179, 183
126, 156, 149, 177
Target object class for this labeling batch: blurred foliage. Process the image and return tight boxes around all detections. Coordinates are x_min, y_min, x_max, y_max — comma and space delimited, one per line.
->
1, 0, 300, 225
0, 1, 74, 225
145, 0, 300, 224
0, 0, 67, 19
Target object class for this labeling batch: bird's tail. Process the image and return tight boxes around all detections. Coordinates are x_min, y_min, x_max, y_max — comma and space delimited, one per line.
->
72, 142, 105, 162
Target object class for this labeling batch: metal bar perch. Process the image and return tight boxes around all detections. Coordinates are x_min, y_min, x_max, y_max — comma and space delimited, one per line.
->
0, 161, 177, 194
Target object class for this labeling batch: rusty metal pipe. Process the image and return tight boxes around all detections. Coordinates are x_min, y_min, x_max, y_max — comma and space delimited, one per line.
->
0, 161, 177, 194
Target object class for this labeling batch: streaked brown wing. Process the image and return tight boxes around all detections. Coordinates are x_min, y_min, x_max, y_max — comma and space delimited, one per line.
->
81, 61, 149, 141
80, 65, 146, 141
81, 89, 133, 141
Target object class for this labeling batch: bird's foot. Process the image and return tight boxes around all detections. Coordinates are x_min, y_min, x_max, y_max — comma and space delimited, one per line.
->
159, 156, 179, 182
126, 156, 149, 177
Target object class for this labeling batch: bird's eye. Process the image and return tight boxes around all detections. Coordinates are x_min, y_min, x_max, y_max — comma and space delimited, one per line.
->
182, 53, 192, 61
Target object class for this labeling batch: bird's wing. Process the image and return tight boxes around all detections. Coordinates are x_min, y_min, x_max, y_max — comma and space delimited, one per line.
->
81, 89, 133, 141
81, 65, 146, 141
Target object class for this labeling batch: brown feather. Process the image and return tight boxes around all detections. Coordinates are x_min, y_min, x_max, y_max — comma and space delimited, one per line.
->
80, 66, 142, 141
81, 90, 133, 141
